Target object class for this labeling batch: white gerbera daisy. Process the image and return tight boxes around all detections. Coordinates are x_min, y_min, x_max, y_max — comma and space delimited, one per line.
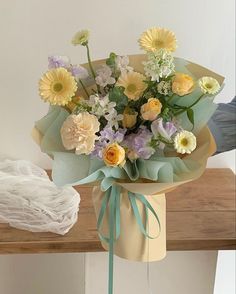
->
198, 77, 220, 95
71, 30, 90, 46
174, 130, 196, 154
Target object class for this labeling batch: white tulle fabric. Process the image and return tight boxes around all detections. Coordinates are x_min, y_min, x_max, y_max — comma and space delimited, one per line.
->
0, 159, 80, 235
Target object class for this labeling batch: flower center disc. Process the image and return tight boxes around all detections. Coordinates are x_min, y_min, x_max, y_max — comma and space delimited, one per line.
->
127, 84, 137, 93
53, 82, 63, 92
181, 138, 188, 146
152, 39, 164, 48
205, 83, 212, 89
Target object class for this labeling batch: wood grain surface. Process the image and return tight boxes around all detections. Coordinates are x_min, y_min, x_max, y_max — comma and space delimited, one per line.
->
0, 168, 235, 254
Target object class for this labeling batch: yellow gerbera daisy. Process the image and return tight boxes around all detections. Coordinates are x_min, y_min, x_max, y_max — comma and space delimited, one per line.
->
116, 71, 147, 100
139, 27, 177, 52
39, 68, 77, 106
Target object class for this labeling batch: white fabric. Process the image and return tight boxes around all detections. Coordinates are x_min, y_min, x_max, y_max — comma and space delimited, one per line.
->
0, 159, 80, 235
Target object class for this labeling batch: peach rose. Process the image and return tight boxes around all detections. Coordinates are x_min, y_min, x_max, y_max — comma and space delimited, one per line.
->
172, 73, 194, 96
103, 143, 126, 167
60, 112, 100, 155
141, 98, 162, 121
122, 107, 138, 128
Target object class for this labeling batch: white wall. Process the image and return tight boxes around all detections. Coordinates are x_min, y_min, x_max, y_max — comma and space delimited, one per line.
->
0, 253, 85, 294
0, 0, 235, 294
86, 252, 218, 294
214, 251, 236, 294
0, 0, 235, 169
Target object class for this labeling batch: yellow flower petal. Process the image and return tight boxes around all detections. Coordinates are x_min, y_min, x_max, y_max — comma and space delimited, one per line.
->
116, 71, 147, 100
39, 68, 77, 106
103, 143, 126, 167
139, 27, 177, 52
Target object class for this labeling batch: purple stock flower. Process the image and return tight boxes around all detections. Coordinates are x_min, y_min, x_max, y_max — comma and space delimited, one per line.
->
92, 127, 126, 159
91, 141, 107, 159
48, 55, 89, 79
70, 65, 89, 79
48, 55, 70, 69
151, 118, 177, 141
123, 127, 155, 160
100, 127, 126, 143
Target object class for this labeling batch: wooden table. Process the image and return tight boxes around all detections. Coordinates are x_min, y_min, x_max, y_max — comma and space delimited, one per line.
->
0, 168, 235, 254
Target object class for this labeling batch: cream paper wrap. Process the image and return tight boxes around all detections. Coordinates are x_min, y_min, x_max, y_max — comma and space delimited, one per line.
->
93, 187, 166, 262
91, 126, 216, 262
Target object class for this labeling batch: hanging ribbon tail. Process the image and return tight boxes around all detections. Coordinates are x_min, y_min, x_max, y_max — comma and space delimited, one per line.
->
108, 185, 116, 294
96, 185, 121, 294
96, 186, 161, 294
128, 192, 161, 239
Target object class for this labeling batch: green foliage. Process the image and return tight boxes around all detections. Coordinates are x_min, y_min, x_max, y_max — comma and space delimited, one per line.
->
187, 108, 195, 128
109, 87, 128, 113
106, 52, 117, 71
74, 103, 91, 114
160, 107, 172, 122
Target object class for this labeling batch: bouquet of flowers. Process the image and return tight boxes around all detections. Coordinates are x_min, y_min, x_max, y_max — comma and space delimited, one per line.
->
33, 27, 224, 294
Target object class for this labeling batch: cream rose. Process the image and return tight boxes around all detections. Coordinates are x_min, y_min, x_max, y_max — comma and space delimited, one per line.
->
141, 98, 162, 121
172, 73, 194, 96
60, 112, 100, 155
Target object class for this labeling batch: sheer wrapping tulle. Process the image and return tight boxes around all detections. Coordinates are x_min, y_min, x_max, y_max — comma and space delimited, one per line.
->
0, 159, 80, 235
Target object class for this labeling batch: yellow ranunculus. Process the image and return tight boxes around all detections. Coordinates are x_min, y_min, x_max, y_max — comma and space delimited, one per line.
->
122, 107, 138, 128
141, 98, 162, 121
172, 73, 194, 96
103, 143, 126, 167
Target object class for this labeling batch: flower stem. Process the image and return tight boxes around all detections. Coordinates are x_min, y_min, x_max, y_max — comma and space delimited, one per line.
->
85, 44, 100, 93
157, 137, 173, 146
79, 79, 89, 98
175, 94, 204, 116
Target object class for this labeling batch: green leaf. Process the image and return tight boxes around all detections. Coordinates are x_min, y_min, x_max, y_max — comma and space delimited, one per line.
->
160, 107, 172, 122
187, 108, 194, 127
109, 87, 128, 113
106, 52, 117, 68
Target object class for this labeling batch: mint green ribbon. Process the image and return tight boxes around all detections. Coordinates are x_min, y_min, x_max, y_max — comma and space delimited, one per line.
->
97, 185, 161, 294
